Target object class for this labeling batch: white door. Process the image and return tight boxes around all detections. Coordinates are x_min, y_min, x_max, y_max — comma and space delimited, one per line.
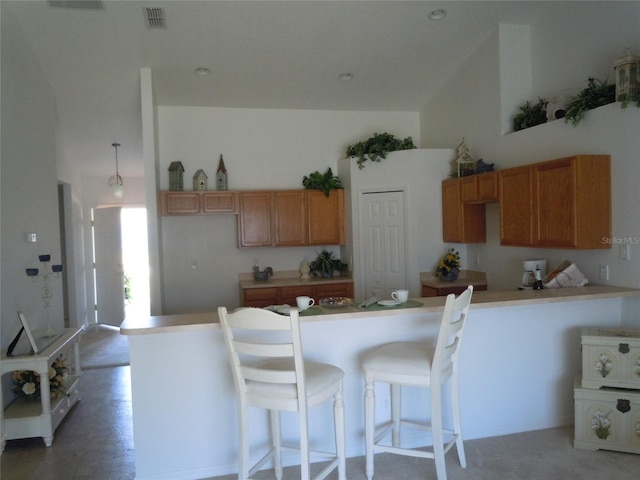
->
93, 207, 125, 327
361, 190, 407, 299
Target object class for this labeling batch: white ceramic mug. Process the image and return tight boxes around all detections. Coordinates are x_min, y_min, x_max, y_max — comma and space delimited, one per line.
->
296, 296, 315, 311
391, 289, 409, 303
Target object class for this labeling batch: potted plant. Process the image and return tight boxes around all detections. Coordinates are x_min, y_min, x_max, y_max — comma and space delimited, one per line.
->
564, 77, 616, 126
513, 97, 548, 131
435, 248, 461, 282
346, 132, 416, 169
309, 249, 345, 278
302, 167, 343, 197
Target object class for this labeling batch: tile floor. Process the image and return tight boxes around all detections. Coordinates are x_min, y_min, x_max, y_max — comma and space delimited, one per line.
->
1, 366, 135, 480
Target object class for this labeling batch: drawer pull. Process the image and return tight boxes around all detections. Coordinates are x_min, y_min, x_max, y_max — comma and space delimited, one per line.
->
616, 399, 631, 413
618, 343, 630, 354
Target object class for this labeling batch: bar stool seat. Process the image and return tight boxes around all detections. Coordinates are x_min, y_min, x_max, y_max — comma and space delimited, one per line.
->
219, 306, 346, 480
363, 286, 473, 480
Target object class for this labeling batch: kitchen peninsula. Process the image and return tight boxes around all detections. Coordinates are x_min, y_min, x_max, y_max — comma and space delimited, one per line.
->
121, 286, 640, 480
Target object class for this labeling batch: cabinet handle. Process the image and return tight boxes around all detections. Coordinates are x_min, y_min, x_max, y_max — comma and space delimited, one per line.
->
618, 343, 630, 354
616, 399, 631, 413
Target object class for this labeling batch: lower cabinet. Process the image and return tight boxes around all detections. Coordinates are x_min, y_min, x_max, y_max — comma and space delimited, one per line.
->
242, 281, 354, 307
421, 284, 487, 297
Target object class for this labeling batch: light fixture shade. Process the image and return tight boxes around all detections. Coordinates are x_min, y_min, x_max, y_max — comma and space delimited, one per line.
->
108, 143, 124, 198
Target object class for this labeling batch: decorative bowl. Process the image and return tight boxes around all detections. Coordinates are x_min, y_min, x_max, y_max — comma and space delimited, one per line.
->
320, 297, 354, 308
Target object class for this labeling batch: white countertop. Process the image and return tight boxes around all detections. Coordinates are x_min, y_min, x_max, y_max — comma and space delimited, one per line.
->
120, 285, 640, 336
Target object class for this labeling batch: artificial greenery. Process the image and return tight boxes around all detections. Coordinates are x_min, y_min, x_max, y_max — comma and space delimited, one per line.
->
302, 167, 343, 197
346, 132, 416, 169
309, 249, 346, 278
513, 97, 548, 131
564, 77, 616, 126
620, 92, 640, 109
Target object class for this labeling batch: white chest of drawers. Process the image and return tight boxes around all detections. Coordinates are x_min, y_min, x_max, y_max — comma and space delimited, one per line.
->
575, 328, 640, 454
581, 328, 640, 390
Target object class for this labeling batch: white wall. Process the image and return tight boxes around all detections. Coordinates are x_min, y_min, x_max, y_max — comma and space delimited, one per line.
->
420, 9, 640, 291
1, 12, 63, 345
338, 149, 454, 300
157, 106, 418, 313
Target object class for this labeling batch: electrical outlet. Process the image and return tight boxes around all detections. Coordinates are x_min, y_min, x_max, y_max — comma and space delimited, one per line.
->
620, 244, 630, 261
599, 264, 609, 281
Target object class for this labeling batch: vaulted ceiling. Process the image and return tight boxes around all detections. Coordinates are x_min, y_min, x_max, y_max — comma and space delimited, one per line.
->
3, 1, 624, 179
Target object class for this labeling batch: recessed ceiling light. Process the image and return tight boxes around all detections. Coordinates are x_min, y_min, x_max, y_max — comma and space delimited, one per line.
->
428, 9, 447, 21
194, 67, 211, 76
338, 73, 353, 81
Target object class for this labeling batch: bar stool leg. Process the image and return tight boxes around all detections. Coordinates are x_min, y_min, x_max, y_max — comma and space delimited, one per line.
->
334, 385, 346, 480
270, 409, 283, 480
364, 378, 375, 480
391, 383, 401, 447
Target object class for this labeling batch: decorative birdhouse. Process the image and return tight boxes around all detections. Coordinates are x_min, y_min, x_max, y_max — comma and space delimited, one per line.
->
168, 161, 185, 191
614, 47, 640, 102
454, 138, 476, 178
216, 154, 228, 191
193, 169, 208, 191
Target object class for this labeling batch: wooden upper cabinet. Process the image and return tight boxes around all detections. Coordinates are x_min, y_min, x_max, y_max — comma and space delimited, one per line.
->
442, 178, 486, 243
160, 192, 200, 215
202, 192, 237, 213
460, 172, 498, 203
500, 155, 611, 249
238, 192, 273, 247
274, 191, 307, 246
307, 190, 345, 245
499, 166, 534, 246
160, 191, 237, 215
238, 189, 346, 248
534, 155, 610, 249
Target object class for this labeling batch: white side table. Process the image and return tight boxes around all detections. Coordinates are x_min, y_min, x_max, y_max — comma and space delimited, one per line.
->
1, 328, 82, 451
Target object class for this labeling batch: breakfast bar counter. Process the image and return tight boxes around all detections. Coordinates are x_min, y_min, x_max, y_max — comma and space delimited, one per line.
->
121, 286, 640, 480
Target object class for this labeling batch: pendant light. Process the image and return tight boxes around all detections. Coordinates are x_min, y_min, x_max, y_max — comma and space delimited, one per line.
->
108, 142, 124, 198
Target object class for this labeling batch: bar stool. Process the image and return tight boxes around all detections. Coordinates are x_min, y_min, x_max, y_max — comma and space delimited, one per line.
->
218, 306, 346, 480
363, 286, 473, 480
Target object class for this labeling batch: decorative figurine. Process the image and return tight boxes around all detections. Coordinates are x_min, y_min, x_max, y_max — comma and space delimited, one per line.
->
193, 169, 208, 191
300, 260, 311, 280
168, 161, 185, 191
216, 154, 228, 191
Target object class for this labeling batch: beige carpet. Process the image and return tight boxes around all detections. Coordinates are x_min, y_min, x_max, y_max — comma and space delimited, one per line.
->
80, 324, 130, 369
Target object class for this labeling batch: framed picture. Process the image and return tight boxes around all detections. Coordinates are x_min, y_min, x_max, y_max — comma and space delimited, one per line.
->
7, 311, 40, 356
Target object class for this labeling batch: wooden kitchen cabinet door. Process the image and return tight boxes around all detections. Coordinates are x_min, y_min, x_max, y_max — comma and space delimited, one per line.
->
238, 192, 273, 247
533, 155, 610, 249
460, 172, 498, 203
243, 287, 279, 307
307, 190, 345, 245
499, 166, 534, 246
202, 192, 237, 213
442, 178, 485, 243
274, 191, 307, 246
160, 192, 200, 215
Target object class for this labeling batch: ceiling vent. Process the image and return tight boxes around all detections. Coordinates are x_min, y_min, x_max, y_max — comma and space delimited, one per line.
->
143, 7, 166, 29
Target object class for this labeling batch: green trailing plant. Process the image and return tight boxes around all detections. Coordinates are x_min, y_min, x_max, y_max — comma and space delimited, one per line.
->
346, 132, 416, 169
619, 92, 640, 109
309, 249, 346, 278
513, 97, 548, 131
564, 77, 616, 126
302, 167, 343, 197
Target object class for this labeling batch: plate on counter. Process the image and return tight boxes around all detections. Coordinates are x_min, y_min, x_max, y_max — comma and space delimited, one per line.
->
276, 306, 292, 315
320, 297, 354, 308
377, 299, 401, 307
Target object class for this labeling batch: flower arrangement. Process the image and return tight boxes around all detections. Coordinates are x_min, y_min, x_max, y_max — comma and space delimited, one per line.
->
435, 248, 461, 278
12, 355, 67, 400
594, 353, 613, 378
591, 409, 612, 440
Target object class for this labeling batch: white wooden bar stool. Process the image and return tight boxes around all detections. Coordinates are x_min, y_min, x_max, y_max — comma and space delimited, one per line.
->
218, 306, 346, 480
363, 286, 473, 480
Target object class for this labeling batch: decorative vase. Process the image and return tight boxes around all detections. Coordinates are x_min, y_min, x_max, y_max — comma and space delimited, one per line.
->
440, 268, 459, 282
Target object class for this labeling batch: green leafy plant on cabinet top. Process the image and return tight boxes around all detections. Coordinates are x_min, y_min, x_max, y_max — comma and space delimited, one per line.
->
346, 132, 416, 169
564, 77, 616, 126
302, 167, 343, 197
513, 97, 548, 131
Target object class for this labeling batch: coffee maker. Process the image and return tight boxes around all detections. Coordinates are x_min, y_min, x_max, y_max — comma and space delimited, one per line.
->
522, 260, 547, 288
